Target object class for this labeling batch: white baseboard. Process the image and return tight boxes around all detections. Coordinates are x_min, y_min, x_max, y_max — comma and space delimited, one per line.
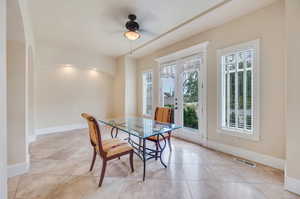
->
173, 132, 204, 145
206, 140, 285, 170
285, 176, 300, 195
35, 123, 88, 136
8, 162, 29, 178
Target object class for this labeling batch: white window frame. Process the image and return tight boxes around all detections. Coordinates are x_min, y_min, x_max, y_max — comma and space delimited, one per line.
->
217, 39, 260, 141
156, 41, 209, 144
142, 69, 153, 117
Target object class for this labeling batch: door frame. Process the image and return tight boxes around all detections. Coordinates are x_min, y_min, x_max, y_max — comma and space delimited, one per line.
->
0, 0, 8, 198
155, 41, 209, 145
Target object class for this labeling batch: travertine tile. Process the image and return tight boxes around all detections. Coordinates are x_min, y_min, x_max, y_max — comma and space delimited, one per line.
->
8, 191, 16, 199
253, 183, 300, 199
8, 175, 21, 192
81, 177, 125, 199
187, 180, 228, 199
119, 179, 192, 199
10, 128, 289, 199
15, 174, 68, 199
189, 180, 268, 199
221, 182, 267, 199
235, 164, 284, 184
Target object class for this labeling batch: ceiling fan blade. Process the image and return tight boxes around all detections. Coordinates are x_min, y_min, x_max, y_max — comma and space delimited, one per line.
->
137, 11, 157, 24
99, 6, 135, 27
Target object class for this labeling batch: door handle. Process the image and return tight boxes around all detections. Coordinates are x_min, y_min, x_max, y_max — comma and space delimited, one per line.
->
175, 107, 178, 110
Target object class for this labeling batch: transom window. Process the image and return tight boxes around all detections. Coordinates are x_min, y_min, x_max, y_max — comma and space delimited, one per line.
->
218, 40, 260, 140
142, 71, 153, 116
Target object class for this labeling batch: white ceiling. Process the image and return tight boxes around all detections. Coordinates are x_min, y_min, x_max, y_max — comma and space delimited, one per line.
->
131, 0, 278, 58
28, 0, 277, 58
28, 0, 225, 57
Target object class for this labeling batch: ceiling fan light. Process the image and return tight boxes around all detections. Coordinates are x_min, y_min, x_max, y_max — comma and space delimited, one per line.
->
124, 31, 140, 40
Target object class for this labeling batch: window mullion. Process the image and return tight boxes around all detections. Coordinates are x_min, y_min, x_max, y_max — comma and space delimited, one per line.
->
243, 57, 247, 131
251, 56, 254, 131
234, 54, 238, 128
226, 66, 230, 128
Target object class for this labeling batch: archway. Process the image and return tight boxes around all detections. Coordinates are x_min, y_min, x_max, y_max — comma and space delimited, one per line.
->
7, 0, 28, 178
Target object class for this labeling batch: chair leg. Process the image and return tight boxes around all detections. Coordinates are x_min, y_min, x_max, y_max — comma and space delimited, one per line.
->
155, 142, 159, 160
98, 160, 107, 187
89, 149, 97, 172
168, 136, 172, 152
129, 151, 134, 172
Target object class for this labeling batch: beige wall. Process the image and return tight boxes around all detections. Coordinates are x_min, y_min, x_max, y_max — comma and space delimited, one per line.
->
27, 46, 34, 138
35, 45, 115, 129
7, 40, 27, 165
285, 0, 300, 183
0, 0, 7, 196
124, 56, 137, 117
7, 0, 28, 166
113, 55, 137, 118
7, 0, 37, 167
113, 57, 126, 117
137, 1, 285, 159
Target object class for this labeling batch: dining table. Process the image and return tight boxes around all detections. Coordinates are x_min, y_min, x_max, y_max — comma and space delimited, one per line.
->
98, 117, 181, 181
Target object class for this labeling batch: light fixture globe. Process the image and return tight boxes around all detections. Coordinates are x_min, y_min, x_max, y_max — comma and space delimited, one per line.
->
124, 30, 140, 41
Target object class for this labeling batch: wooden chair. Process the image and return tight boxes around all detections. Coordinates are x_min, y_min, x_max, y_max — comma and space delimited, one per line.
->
146, 107, 173, 153
81, 113, 134, 187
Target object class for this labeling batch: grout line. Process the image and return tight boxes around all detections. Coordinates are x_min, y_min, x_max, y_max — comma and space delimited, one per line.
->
185, 180, 195, 199
13, 175, 22, 199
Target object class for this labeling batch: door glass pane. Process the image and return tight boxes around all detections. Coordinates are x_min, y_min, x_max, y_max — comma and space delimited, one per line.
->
160, 64, 176, 123
161, 64, 176, 109
182, 59, 199, 130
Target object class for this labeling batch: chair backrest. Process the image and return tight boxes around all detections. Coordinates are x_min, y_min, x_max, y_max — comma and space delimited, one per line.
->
154, 107, 173, 123
81, 113, 105, 156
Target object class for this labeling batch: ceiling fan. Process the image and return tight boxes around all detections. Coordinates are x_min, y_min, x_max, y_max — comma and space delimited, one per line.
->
124, 14, 141, 41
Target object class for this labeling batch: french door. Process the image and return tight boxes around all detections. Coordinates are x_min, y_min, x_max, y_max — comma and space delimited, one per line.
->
160, 55, 206, 142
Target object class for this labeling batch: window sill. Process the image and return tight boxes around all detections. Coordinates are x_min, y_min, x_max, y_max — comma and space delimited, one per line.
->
216, 128, 260, 141
142, 114, 152, 119
182, 127, 199, 134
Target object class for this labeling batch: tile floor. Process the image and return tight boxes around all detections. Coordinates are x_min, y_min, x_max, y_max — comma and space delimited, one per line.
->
8, 128, 300, 199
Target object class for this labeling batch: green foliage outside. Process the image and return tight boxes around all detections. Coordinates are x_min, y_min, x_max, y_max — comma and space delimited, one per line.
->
184, 105, 198, 129
183, 71, 198, 103
183, 71, 199, 129
164, 70, 200, 129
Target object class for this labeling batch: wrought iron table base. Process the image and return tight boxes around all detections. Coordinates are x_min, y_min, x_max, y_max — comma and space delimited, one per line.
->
110, 127, 168, 181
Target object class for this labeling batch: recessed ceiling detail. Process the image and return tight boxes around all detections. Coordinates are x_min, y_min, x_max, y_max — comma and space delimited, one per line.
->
28, 0, 226, 56
28, 0, 277, 58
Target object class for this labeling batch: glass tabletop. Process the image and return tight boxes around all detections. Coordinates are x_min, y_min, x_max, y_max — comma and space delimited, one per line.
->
98, 117, 181, 139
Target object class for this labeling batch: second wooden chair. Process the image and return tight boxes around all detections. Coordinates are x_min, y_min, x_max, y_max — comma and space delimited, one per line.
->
146, 107, 173, 154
